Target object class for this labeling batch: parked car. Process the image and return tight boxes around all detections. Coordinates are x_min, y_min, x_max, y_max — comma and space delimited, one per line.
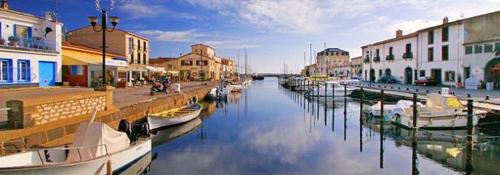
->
415, 77, 437, 86
378, 75, 400, 84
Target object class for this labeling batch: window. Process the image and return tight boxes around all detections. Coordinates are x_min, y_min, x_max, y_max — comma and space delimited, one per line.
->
420, 70, 426, 77
496, 43, 500, 51
70, 65, 84, 75
442, 27, 449, 42
0, 59, 12, 82
465, 46, 473, 54
137, 40, 141, 50
14, 25, 32, 42
18, 60, 30, 81
428, 31, 434, 44
196, 60, 208, 66
428, 47, 434, 62
444, 71, 455, 82
137, 52, 141, 64
474, 45, 483, 54
464, 67, 471, 79
484, 44, 493, 52
405, 43, 411, 53
143, 53, 146, 64
143, 41, 147, 51
378, 69, 382, 77
376, 49, 379, 57
181, 60, 193, 66
389, 47, 393, 55
130, 53, 134, 64
442, 45, 449, 61
128, 37, 134, 54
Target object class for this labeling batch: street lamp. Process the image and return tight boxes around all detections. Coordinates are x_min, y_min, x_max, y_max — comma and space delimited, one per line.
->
88, 0, 119, 86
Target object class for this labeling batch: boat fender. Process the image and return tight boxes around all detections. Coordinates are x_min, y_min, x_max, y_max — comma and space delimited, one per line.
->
106, 159, 112, 175
118, 119, 131, 137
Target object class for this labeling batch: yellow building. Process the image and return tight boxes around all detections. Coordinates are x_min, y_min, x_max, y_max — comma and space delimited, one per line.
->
221, 58, 236, 78
66, 26, 150, 84
177, 44, 221, 81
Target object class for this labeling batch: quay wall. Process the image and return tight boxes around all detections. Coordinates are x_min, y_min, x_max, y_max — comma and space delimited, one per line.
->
0, 83, 215, 154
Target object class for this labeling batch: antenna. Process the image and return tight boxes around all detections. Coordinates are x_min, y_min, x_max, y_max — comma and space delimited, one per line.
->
309, 44, 312, 65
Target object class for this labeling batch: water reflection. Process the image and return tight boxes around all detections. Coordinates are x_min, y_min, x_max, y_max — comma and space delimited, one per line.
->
149, 78, 500, 175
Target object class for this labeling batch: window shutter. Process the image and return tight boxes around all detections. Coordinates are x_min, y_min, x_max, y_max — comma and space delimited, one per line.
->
27, 27, 32, 38
13, 24, 17, 37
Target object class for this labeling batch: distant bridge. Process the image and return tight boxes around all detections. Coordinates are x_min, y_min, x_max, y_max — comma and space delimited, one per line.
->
249, 73, 301, 77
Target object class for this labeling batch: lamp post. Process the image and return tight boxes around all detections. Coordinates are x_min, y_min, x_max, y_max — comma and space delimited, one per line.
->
88, 0, 119, 86
200, 50, 203, 85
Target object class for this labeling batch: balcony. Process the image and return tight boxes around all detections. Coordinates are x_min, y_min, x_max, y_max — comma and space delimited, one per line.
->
403, 52, 413, 59
386, 54, 395, 61
373, 56, 381, 62
363, 56, 370, 63
0, 36, 58, 53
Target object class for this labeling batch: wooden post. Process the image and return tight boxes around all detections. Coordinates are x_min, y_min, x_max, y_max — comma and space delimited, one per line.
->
380, 89, 384, 119
413, 93, 417, 128
467, 99, 473, 136
344, 84, 347, 115
466, 99, 473, 173
360, 87, 364, 117
324, 82, 328, 98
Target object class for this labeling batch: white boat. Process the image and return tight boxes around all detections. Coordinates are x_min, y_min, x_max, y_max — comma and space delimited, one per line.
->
207, 87, 218, 99
305, 81, 354, 97
148, 102, 203, 130
228, 84, 244, 93
0, 121, 151, 175
369, 100, 423, 118
388, 93, 481, 129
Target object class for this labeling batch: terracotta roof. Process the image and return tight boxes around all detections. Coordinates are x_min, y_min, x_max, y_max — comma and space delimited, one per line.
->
62, 42, 126, 58
149, 57, 178, 64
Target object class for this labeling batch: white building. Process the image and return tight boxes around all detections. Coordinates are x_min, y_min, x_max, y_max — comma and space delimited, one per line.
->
362, 30, 418, 84
362, 10, 500, 88
316, 48, 350, 78
0, 2, 62, 88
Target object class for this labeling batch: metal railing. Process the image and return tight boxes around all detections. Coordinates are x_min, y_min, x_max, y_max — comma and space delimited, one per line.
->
0, 36, 58, 53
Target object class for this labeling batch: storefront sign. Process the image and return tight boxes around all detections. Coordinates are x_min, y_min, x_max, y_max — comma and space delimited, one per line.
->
106, 59, 128, 67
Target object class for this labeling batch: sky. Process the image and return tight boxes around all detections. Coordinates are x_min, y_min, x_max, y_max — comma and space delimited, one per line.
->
10, 0, 500, 73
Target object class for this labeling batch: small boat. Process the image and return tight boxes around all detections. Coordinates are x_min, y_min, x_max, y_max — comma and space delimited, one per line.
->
388, 93, 482, 129
369, 100, 423, 118
207, 87, 218, 100
228, 84, 244, 93
148, 102, 203, 130
0, 121, 151, 175
305, 81, 354, 97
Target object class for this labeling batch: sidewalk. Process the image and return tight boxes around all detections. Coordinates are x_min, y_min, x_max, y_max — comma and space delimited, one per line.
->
0, 81, 217, 124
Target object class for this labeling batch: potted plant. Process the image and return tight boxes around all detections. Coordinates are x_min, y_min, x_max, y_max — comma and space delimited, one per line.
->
8, 36, 19, 47
0, 38, 5, 45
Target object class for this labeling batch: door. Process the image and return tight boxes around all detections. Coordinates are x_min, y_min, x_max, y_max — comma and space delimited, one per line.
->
405, 67, 413, 84
431, 69, 442, 85
39, 61, 56, 86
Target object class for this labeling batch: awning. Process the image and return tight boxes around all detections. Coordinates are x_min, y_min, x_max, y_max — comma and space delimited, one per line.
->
146, 66, 165, 73
62, 54, 101, 65
167, 71, 179, 75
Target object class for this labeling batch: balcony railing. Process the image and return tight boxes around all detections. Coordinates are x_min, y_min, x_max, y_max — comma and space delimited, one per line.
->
0, 36, 57, 53
403, 52, 413, 59
363, 57, 370, 63
386, 54, 395, 61
373, 56, 381, 62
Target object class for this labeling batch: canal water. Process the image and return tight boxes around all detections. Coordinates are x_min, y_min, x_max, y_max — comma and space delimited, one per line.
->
147, 78, 500, 175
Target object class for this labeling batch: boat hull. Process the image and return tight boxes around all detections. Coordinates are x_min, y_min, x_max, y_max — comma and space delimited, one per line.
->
148, 104, 202, 130
0, 139, 152, 175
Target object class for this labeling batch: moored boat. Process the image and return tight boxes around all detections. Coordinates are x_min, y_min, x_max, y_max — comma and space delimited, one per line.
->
388, 93, 484, 129
305, 81, 354, 97
147, 102, 203, 130
0, 121, 151, 175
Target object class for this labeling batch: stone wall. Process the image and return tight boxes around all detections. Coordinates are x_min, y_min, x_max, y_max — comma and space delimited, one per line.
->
6, 91, 109, 129
0, 83, 215, 155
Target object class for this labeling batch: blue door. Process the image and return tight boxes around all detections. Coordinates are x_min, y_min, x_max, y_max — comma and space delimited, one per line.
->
39, 61, 56, 86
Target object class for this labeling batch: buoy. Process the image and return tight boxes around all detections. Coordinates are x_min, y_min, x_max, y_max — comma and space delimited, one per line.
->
106, 159, 112, 175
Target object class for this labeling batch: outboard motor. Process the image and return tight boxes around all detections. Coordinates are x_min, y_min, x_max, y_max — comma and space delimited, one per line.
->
118, 119, 131, 138
130, 122, 150, 141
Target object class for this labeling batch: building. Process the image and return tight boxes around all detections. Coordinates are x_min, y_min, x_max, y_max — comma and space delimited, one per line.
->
350, 56, 363, 77
66, 26, 150, 85
177, 44, 221, 81
362, 30, 418, 84
221, 58, 236, 78
362, 10, 500, 88
418, 12, 500, 88
316, 48, 350, 78
0, 1, 63, 88
61, 42, 128, 87
149, 57, 179, 80
303, 64, 316, 77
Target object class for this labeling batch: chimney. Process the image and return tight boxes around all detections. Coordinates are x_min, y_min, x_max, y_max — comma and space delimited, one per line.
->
443, 16, 449, 24
1, 0, 8, 10
396, 29, 403, 38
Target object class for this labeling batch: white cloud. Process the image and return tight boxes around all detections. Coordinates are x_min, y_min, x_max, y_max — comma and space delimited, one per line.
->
119, 0, 197, 19
138, 29, 203, 42
205, 39, 261, 49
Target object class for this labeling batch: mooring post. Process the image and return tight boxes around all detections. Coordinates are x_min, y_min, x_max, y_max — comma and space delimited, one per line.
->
360, 87, 364, 117
317, 81, 320, 97
380, 89, 384, 119
325, 82, 328, 99
413, 93, 417, 128
344, 84, 347, 115
467, 99, 473, 136
332, 82, 335, 106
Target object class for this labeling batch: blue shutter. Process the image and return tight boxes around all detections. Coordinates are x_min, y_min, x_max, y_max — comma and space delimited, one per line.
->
27, 27, 32, 38
17, 61, 19, 81
13, 24, 16, 37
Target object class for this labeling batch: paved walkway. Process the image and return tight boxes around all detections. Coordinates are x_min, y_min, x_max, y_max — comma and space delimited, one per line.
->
0, 81, 218, 124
